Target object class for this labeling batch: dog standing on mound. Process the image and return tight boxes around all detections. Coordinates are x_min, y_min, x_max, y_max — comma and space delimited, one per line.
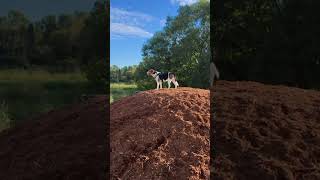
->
147, 69, 179, 90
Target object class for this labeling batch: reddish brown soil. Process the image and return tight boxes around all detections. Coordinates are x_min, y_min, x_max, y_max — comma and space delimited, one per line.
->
111, 87, 210, 180
3, 81, 316, 179
0, 96, 108, 180
212, 81, 320, 180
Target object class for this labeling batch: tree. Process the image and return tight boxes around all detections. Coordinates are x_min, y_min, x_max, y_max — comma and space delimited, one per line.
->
136, 0, 210, 89
40, 15, 57, 43
6, 10, 29, 29
78, 0, 109, 87
212, 0, 320, 89
110, 65, 120, 82
58, 14, 73, 28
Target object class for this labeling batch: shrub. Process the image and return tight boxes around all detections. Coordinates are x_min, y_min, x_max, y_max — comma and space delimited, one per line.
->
83, 58, 109, 90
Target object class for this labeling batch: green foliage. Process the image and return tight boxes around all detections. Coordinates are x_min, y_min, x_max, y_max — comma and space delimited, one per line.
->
110, 65, 137, 83
136, 0, 210, 89
84, 59, 108, 89
212, 0, 320, 89
0, 1, 108, 89
79, 1, 108, 87
134, 58, 159, 90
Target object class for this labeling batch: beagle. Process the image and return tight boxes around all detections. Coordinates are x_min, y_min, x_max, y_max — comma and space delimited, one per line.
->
147, 69, 179, 90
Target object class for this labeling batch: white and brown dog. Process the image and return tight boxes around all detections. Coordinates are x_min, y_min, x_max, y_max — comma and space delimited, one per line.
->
147, 69, 179, 90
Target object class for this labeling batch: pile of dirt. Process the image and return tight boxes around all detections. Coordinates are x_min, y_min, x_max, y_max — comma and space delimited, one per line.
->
111, 87, 210, 179
0, 96, 108, 180
212, 81, 320, 179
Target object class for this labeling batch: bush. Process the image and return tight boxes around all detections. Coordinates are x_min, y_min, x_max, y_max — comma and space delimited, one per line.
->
83, 58, 109, 91
134, 61, 156, 90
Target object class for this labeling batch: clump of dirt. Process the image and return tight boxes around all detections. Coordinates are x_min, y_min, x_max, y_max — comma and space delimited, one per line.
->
212, 81, 320, 180
0, 96, 108, 180
111, 87, 210, 179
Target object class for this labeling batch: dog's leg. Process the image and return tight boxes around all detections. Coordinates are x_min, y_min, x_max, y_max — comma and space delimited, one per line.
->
168, 80, 171, 89
160, 81, 163, 89
156, 81, 159, 90
173, 80, 178, 88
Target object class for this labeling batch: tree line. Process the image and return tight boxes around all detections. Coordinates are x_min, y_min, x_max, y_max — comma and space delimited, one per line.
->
212, 0, 320, 89
0, 0, 108, 86
110, 65, 137, 83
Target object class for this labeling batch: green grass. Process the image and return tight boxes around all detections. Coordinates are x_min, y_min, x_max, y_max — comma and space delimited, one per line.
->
0, 69, 103, 126
0, 69, 86, 82
110, 83, 138, 103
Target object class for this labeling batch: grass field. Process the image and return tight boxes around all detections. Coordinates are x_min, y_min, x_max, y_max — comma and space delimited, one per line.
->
0, 69, 103, 129
110, 83, 138, 103
0, 69, 85, 82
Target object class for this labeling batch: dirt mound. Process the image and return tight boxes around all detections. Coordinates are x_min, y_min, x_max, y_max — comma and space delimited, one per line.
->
0, 96, 108, 180
111, 87, 210, 179
212, 81, 320, 179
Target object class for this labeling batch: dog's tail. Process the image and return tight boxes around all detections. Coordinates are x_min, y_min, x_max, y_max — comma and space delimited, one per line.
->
172, 80, 179, 87
169, 72, 179, 87
210, 62, 220, 87
213, 62, 220, 79
169, 72, 175, 79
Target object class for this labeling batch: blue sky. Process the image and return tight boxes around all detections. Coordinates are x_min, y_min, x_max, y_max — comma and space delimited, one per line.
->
110, 0, 201, 67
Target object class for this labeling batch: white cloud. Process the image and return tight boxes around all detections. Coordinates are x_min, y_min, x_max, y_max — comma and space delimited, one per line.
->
110, 7, 154, 39
170, 0, 209, 6
111, 23, 153, 38
160, 19, 166, 27
111, 7, 154, 27
170, 0, 198, 6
